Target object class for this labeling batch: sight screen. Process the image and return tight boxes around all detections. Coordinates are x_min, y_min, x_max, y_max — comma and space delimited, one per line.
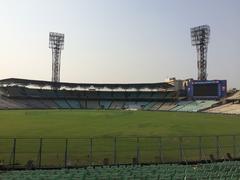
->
193, 83, 218, 97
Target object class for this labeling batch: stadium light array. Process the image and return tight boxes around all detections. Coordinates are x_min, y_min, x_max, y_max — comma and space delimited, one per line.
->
49, 32, 65, 84
191, 25, 210, 81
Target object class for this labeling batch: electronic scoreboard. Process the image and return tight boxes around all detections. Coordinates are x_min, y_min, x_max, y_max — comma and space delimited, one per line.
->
187, 80, 227, 99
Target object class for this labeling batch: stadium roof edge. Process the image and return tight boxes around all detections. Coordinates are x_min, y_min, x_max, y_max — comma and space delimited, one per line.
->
0, 78, 173, 89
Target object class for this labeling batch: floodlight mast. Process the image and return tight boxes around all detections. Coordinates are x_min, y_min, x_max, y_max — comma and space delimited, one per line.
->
49, 32, 64, 87
191, 25, 210, 80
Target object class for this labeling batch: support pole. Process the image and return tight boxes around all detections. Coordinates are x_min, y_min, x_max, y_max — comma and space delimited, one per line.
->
179, 137, 183, 162
159, 137, 163, 163
199, 136, 202, 161
38, 138, 43, 168
136, 137, 140, 164
233, 135, 236, 158
216, 136, 220, 159
113, 137, 117, 165
89, 138, 93, 165
64, 138, 68, 168
12, 138, 16, 169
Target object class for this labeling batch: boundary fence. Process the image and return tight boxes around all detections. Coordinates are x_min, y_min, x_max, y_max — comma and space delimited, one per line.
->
0, 135, 240, 169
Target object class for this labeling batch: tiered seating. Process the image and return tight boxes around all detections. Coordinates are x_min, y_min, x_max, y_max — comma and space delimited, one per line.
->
112, 92, 125, 99
0, 86, 181, 110
138, 92, 152, 99
136, 101, 149, 109
165, 91, 176, 98
227, 91, 240, 101
99, 100, 112, 109
54, 100, 71, 109
24, 88, 41, 98
67, 100, 80, 108
4, 86, 25, 97
22, 99, 46, 109
170, 101, 194, 111
109, 101, 124, 109
40, 89, 57, 98
178, 100, 217, 112
1, 161, 239, 179
127, 92, 139, 99
124, 101, 142, 110
206, 103, 240, 114
150, 102, 164, 110
143, 102, 155, 110
151, 92, 164, 99
0, 97, 27, 109
158, 102, 176, 111
99, 92, 112, 99
40, 100, 58, 108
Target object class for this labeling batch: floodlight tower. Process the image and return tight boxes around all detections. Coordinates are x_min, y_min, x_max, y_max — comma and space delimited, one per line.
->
191, 25, 210, 80
49, 32, 64, 83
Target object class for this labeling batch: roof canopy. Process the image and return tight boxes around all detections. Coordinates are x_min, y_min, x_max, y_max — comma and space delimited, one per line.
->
0, 78, 173, 90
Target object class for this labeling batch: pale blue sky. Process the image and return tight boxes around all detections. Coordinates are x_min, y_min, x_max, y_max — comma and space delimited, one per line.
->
0, 0, 239, 88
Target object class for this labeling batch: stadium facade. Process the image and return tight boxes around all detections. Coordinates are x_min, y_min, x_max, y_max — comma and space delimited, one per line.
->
0, 77, 230, 112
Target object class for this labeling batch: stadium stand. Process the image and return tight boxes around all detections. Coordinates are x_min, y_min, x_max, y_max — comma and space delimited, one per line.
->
23, 99, 47, 109
54, 100, 71, 109
0, 78, 227, 113
143, 102, 156, 110
170, 101, 193, 111
99, 100, 112, 109
123, 101, 148, 110
158, 102, 176, 111
136, 101, 149, 109
0, 96, 26, 109
40, 100, 58, 109
112, 92, 125, 99
227, 91, 240, 102
150, 102, 164, 110
67, 100, 81, 109
109, 101, 125, 109
138, 92, 152, 98
206, 102, 240, 114
1, 161, 240, 179
170, 100, 218, 112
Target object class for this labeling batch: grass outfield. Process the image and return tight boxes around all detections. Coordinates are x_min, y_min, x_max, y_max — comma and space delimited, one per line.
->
0, 109, 240, 137
0, 109, 240, 166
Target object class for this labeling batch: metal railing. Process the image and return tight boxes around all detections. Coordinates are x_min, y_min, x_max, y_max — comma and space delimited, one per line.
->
0, 135, 240, 169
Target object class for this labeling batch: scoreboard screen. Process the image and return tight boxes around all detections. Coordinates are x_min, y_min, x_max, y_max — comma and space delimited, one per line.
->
188, 80, 227, 99
193, 83, 218, 97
